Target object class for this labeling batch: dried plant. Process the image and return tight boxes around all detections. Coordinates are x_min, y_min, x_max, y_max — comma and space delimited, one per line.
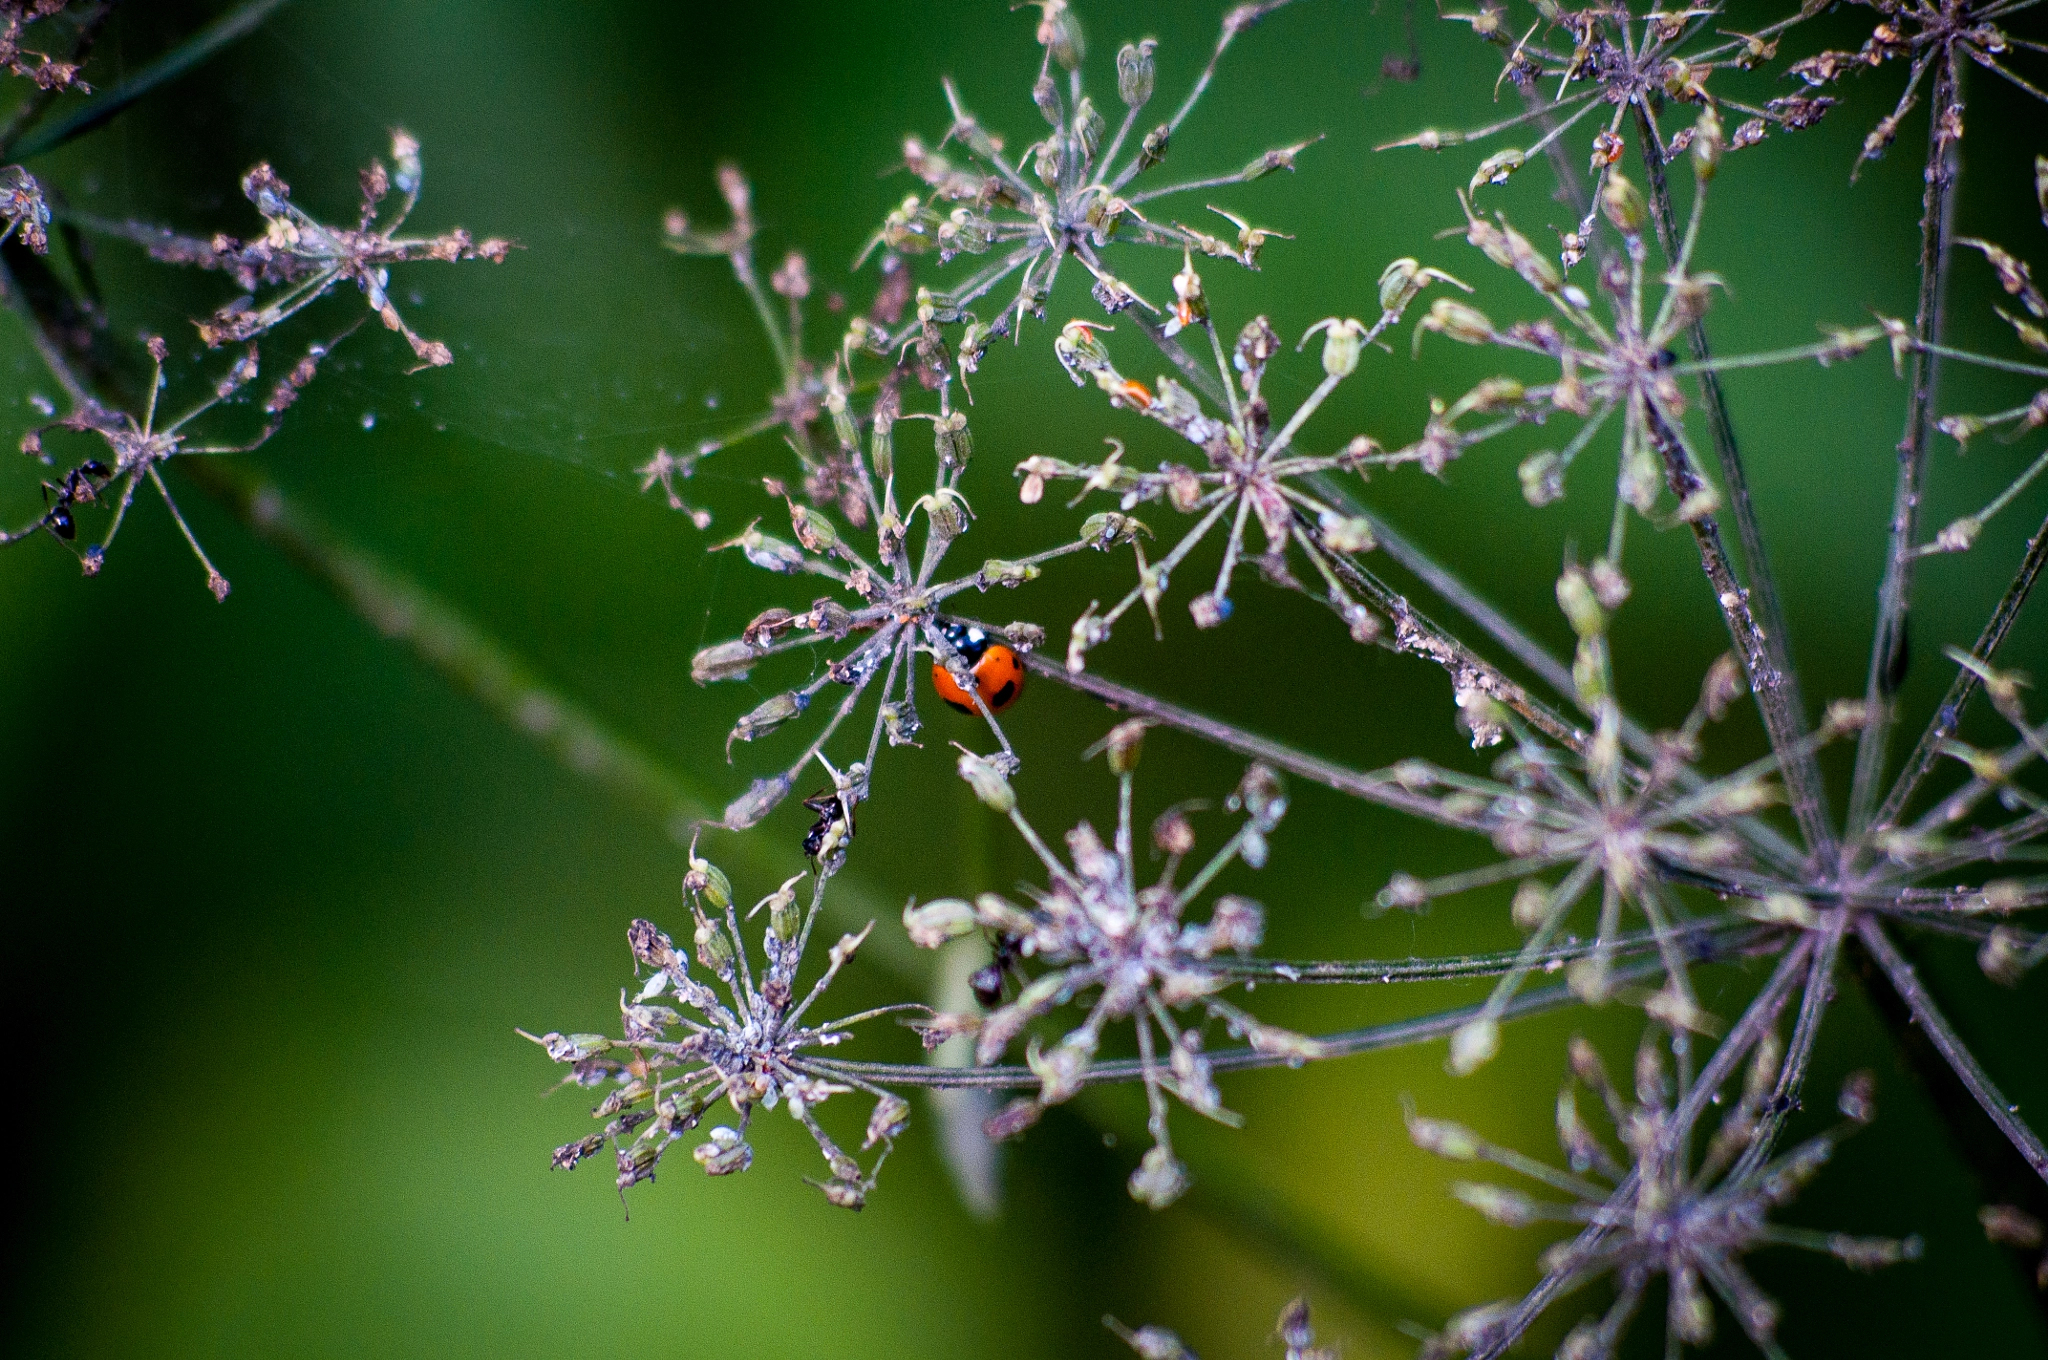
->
505, 3, 2048, 1352
529, 853, 914, 1209
8, 0, 2044, 1355
4, 113, 508, 593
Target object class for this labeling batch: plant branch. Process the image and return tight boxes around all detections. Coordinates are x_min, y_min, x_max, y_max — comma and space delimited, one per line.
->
1857, 914, 2048, 1186
1631, 106, 1827, 865
1848, 51, 1965, 845
1876, 507, 2048, 831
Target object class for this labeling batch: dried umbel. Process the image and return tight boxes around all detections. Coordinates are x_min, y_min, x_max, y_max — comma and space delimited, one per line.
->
1413, 1028, 1920, 1360
1387, 0, 1835, 247
1406, 115, 1885, 581
91, 132, 511, 369
909, 734, 1312, 1209
528, 854, 917, 1209
1020, 250, 1462, 665
647, 165, 896, 529
0, 1, 88, 92
2, 334, 339, 596
878, 0, 1313, 337
508, 5, 2048, 1355
1789, 0, 2048, 178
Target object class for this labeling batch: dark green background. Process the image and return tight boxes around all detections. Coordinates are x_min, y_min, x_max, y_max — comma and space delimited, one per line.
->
3, 2, 2046, 1356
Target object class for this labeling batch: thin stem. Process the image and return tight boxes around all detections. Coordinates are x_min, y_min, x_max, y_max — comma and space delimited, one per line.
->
1642, 404, 1835, 859
1848, 51, 1964, 844
1857, 914, 2048, 1186
1877, 508, 2048, 830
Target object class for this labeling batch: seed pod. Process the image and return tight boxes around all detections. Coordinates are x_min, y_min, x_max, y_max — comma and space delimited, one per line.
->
1415, 297, 1495, 351
933, 409, 972, 470
1127, 1144, 1189, 1209
1556, 565, 1606, 640
691, 638, 758, 685
864, 1093, 910, 1150
692, 1126, 753, 1176
1307, 316, 1365, 377
1692, 104, 1725, 180
683, 850, 733, 911
957, 749, 1016, 813
721, 773, 793, 829
1317, 511, 1375, 554
692, 905, 737, 979
1080, 511, 1151, 548
1519, 450, 1566, 506
1136, 124, 1169, 173
1453, 1181, 1540, 1227
1116, 38, 1157, 107
757, 873, 803, 943
714, 519, 807, 574
1469, 147, 1525, 191
1448, 1017, 1501, 1074
1406, 1106, 1484, 1160
902, 897, 979, 949
1600, 171, 1648, 237
726, 690, 808, 756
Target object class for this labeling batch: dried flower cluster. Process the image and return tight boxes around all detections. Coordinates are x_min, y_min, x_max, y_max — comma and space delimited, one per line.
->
521, 24, 2048, 1356
0, 0, 1998, 1351
529, 853, 913, 1209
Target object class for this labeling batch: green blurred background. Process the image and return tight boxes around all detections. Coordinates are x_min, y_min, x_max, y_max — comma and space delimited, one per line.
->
3, 1, 2046, 1356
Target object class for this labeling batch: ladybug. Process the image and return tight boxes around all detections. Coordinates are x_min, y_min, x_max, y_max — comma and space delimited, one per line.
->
930, 621, 1025, 716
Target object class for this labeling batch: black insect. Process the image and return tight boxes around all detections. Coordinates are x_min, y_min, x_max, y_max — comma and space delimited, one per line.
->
801, 785, 856, 861
39, 460, 111, 542
969, 932, 1024, 1009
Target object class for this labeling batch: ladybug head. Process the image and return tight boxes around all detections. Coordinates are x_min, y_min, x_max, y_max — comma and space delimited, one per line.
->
937, 620, 989, 665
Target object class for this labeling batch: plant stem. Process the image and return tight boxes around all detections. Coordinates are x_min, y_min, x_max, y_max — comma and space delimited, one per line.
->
1856, 914, 2048, 1187
1643, 406, 1835, 857
1876, 507, 2048, 831
1849, 51, 1965, 845
1633, 107, 1837, 864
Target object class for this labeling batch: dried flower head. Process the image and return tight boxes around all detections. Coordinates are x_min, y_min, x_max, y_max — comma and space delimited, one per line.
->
94, 132, 511, 369
1413, 1029, 1920, 1359
4, 333, 338, 596
908, 733, 1314, 1208
1371, 618, 1877, 1072
647, 165, 911, 528
877, 0, 1314, 338
1788, 0, 2048, 178
1388, 0, 1834, 242
1407, 121, 1885, 582
529, 854, 916, 1210
685, 329, 1130, 837
0, 1, 88, 92
1019, 249, 1464, 665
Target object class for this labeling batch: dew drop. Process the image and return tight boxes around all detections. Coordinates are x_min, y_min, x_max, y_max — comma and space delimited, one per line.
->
28, 392, 53, 416
703, 391, 721, 411
360, 411, 377, 430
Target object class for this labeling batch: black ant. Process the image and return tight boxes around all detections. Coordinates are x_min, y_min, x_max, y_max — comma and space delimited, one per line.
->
970, 932, 1024, 1009
801, 784, 856, 861
39, 460, 111, 541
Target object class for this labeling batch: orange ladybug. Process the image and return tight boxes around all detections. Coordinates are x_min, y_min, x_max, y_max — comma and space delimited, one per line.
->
931, 621, 1025, 715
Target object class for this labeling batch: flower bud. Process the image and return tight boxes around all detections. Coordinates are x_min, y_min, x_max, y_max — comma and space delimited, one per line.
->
1100, 717, 1147, 774
1600, 171, 1648, 237
1405, 1104, 1484, 1159
1127, 1144, 1189, 1209
1116, 39, 1156, 107
1469, 147, 1525, 191
957, 748, 1016, 812
1448, 1016, 1501, 1074
693, 1126, 753, 1175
